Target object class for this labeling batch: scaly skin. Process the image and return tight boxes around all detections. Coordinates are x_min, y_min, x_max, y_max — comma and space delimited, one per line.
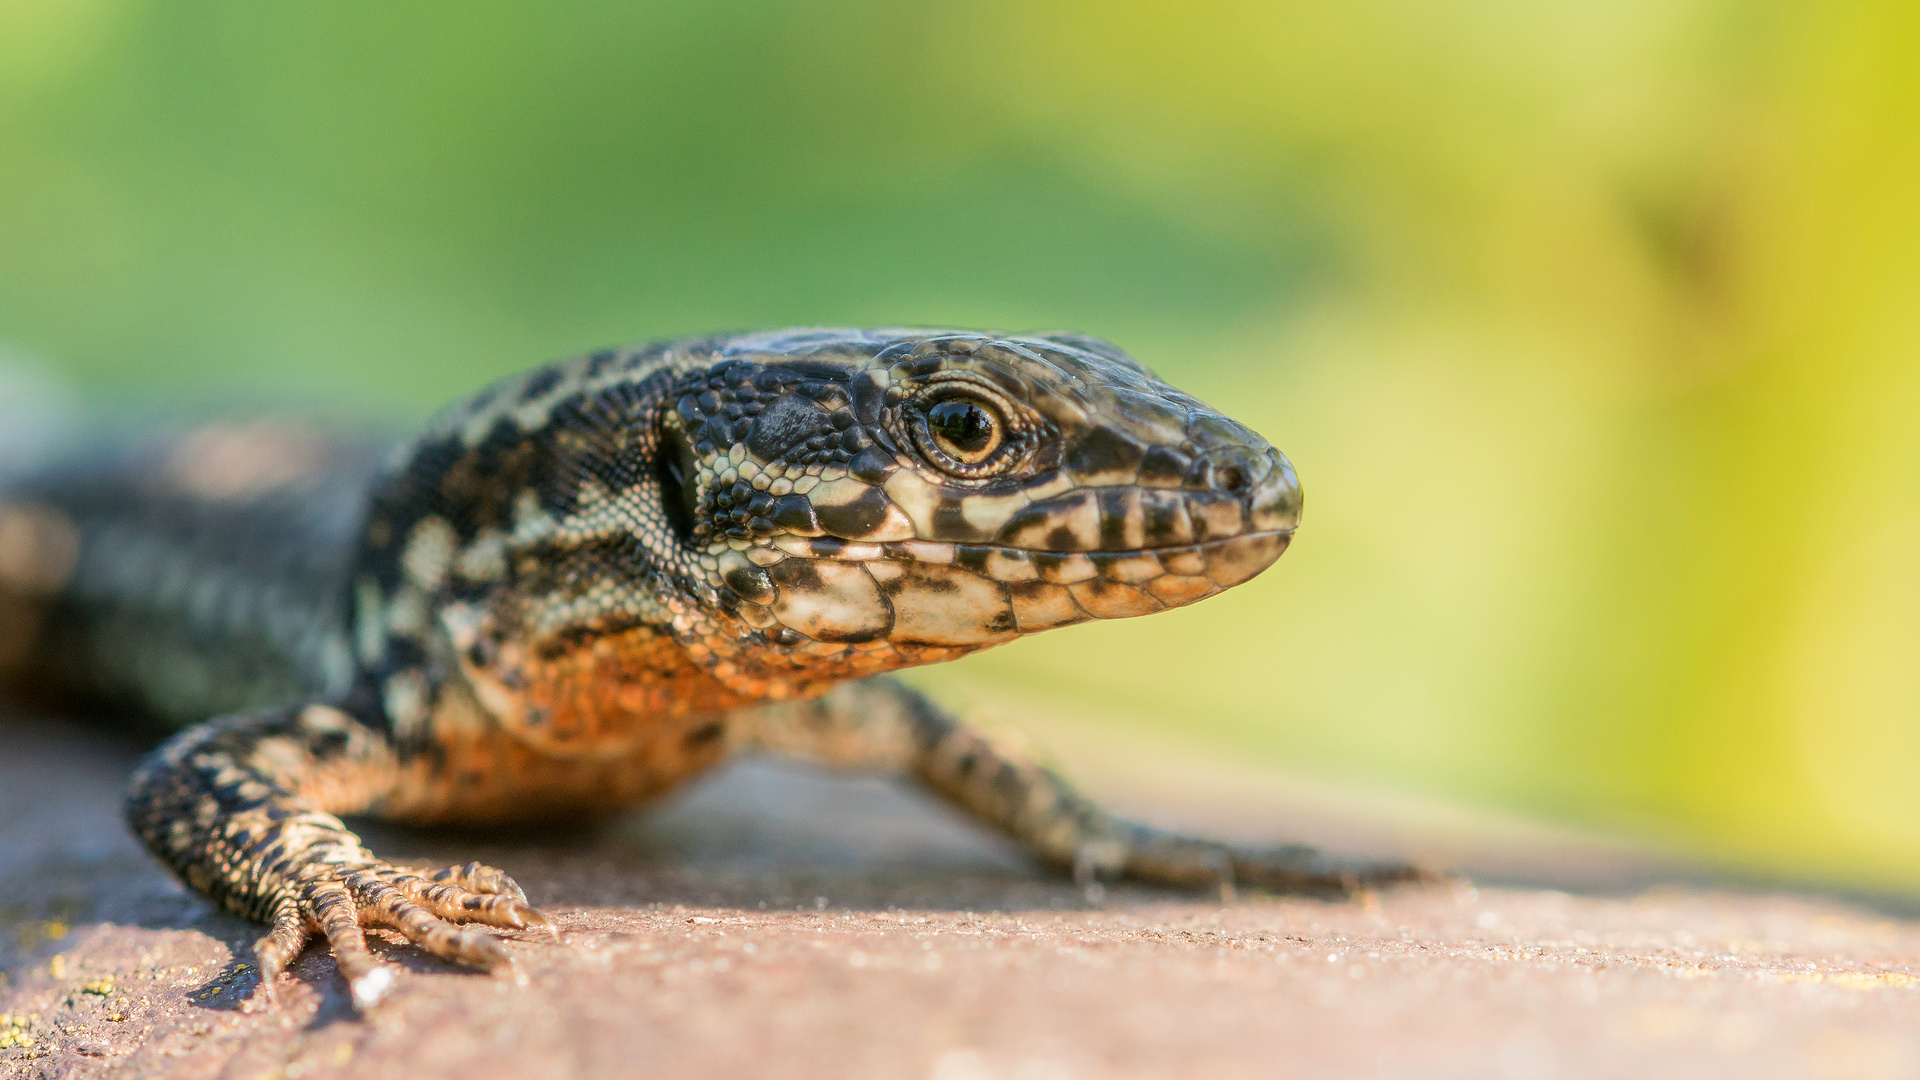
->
0, 328, 1430, 1010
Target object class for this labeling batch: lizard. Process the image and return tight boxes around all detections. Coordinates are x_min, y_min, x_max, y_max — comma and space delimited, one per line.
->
0, 327, 1427, 1010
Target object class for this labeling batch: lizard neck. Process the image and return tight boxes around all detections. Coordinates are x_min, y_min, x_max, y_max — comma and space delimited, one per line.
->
344, 353, 753, 751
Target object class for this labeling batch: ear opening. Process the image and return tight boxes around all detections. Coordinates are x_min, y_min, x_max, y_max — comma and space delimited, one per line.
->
655, 415, 701, 542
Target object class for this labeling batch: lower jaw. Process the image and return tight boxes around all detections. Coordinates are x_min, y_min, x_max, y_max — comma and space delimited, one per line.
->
722, 530, 1295, 664
773, 528, 1293, 587
932, 528, 1292, 594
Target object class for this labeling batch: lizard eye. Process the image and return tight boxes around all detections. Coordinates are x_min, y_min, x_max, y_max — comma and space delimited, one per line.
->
925, 399, 1001, 463
904, 376, 1037, 480
910, 388, 1015, 478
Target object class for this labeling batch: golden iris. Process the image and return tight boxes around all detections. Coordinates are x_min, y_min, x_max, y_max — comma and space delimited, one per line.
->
925, 398, 1001, 464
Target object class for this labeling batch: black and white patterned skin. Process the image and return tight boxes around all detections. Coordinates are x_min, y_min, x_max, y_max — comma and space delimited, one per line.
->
0, 328, 1430, 1011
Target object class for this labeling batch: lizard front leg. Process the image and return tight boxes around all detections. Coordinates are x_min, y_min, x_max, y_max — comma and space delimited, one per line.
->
735, 677, 1433, 895
125, 702, 552, 1009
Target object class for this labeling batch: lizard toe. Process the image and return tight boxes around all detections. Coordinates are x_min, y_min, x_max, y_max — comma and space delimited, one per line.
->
302, 876, 397, 1009
431, 860, 531, 904
347, 868, 519, 970
398, 863, 555, 937
248, 901, 311, 1010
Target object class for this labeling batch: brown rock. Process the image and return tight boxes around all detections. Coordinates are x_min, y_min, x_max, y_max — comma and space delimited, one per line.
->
4, 705, 1919, 1080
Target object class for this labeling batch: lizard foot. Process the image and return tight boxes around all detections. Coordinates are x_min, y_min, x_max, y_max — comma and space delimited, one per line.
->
1116, 828, 1443, 900
253, 859, 554, 1011
1225, 844, 1443, 896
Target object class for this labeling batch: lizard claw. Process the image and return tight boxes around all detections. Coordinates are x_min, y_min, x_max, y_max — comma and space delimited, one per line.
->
349, 964, 397, 1011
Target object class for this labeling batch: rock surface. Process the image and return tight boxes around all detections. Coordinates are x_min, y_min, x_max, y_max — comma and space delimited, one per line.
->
4, 703, 1920, 1080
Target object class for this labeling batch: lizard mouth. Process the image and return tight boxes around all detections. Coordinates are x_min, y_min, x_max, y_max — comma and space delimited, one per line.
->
741, 529, 1293, 639
712, 455, 1301, 646
764, 527, 1290, 576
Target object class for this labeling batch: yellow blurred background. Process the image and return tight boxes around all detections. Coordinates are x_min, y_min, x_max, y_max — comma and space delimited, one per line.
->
2, 2, 1916, 889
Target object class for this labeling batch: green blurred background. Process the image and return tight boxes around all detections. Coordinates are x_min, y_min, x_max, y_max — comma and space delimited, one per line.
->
2, 2, 1917, 889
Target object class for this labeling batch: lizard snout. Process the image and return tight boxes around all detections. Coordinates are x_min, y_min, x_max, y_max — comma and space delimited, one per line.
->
1237, 447, 1302, 536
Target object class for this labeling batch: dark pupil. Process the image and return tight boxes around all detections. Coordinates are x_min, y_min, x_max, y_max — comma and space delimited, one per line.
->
927, 399, 995, 454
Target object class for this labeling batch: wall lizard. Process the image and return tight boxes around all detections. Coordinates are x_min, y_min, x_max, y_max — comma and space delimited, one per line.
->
0, 328, 1427, 1010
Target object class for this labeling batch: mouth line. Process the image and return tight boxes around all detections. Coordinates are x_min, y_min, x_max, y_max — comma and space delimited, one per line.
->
953, 528, 1295, 558
778, 528, 1295, 562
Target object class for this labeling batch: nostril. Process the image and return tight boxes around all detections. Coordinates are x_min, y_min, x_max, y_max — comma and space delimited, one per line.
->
1211, 462, 1248, 495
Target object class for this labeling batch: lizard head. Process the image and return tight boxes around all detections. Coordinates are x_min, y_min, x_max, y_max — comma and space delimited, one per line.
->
658, 329, 1300, 693
362, 328, 1298, 738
